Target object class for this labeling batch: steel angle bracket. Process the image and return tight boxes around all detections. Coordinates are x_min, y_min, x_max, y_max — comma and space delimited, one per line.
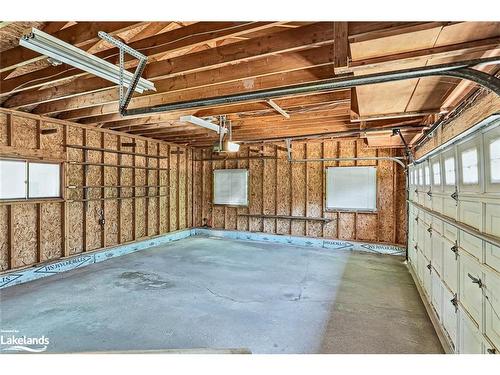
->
98, 31, 153, 116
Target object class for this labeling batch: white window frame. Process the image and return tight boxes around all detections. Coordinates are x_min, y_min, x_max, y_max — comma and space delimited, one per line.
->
213, 169, 248, 206
483, 125, 500, 192
431, 158, 442, 188
443, 151, 456, 192
325, 166, 377, 212
0, 158, 62, 201
458, 136, 482, 192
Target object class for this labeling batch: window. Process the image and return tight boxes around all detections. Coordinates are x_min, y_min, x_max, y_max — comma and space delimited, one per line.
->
326, 167, 377, 211
213, 169, 248, 206
418, 167, 423, 186
461, 148, 478, 184
414, 169, 419, 186
490, 138, 500, 183
29, 163, 61, 198
444, 157, 455, 186
410, 169, 414, 185
0, 159, 61, 200
0, 160, 26, 199
432, 162, 441, 186
424, 165, 430, 186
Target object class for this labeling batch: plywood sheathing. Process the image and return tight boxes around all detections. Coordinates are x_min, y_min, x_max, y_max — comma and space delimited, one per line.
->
195, 140, 406, 246
350, 22, 500, 118
0, 109, 193, 273
415, 91, 500, 159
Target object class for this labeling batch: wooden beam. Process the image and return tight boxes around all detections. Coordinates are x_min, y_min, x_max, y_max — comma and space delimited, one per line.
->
333, 22, 349, 73
52, 65, 336, 119
1, 21, 283, 95
7, 44, 334, 110
348, 37, 500, 73
347, 22, 459, 44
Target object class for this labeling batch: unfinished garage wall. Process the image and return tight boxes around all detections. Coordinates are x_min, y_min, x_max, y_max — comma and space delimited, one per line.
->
407, 91, 500, 354
0, 109, 193, 272
192, 139, 406, 246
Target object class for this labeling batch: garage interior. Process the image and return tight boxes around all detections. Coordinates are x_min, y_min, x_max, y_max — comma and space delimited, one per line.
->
0, 20, 499, 355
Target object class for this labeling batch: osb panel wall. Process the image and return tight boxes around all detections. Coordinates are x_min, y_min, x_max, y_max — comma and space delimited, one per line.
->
0, 109, 193, 272
415, 91, 500, 159
193, 139, 406, 246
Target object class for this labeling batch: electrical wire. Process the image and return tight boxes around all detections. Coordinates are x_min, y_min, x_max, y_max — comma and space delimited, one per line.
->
5, 22, 259, 95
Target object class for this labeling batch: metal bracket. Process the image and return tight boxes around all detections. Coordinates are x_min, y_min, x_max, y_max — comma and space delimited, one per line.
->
427, 189, 432, 198
451, 190, 459, 202
451, 242, 459, 260
427, 226, 433, 235
98, 31, 150, 116
487, 348, 497, 354
467, 273, 483, 288
426, 263, 432, 272
285, 138, 292, 161
415, 216, 419, 223
450, 293, 458, 313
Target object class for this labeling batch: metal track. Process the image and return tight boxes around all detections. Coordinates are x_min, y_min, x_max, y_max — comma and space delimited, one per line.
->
121, 56, 500, 116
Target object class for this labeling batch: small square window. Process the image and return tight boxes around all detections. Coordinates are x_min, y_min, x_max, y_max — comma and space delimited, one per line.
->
461, 148, 478, 185
490, 138, 500, 183
424, 165, 430, 186
444, 157, 455, 186
213, 169, 248, 206
0, 159, 27, 199
418, 167, 423, 186
28, 162, 61, 198
326, 167, 377, 211
432, 162, 441, 186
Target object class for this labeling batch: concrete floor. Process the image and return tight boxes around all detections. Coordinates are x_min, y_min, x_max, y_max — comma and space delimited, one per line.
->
0, 235, 443, 354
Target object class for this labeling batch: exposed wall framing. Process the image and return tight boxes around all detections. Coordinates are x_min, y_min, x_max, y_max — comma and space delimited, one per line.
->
192, 139, 407, 246
0, 109, 193, 272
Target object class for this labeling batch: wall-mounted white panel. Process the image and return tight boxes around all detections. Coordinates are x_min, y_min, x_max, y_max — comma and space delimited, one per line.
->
459, 230, 483, 261
432, 272, 444, 321
432, 235, 443, 276
442, 287, 458, 349
485, 243, 500, 274
458, 200, 483, 231
432, 195, 444, 215
459, 253, 484, 325
484, 270, 500, 351
443, 196, 457, 221
443, 222, 458, 243
443, 237, 458, 293
459, 309, 484, 354
485, 202, 500, 238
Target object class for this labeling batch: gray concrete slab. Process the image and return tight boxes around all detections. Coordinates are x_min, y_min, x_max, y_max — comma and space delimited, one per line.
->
0, 235, 443, 354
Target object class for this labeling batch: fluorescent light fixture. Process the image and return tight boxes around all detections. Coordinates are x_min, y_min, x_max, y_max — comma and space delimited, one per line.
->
19, 28, 155, 93
180, 115, 228, 134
